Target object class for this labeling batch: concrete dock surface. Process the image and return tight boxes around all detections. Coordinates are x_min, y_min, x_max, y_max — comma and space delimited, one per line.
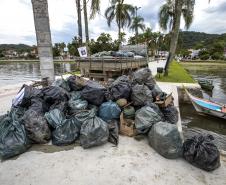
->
0, 79, 226, 185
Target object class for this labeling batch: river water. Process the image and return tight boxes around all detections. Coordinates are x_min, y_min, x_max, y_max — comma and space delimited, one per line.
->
0, 61, 225, 135
182, 64, 226, 135
0, 61, 78, 86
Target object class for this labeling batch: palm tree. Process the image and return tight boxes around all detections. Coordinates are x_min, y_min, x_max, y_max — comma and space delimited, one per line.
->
76, 0, 83, 45
130, 16, 146, 44
159, 0, 195, 75
105, 0, 135, 43
83, 0, 101, 54
31, 0, 54, 83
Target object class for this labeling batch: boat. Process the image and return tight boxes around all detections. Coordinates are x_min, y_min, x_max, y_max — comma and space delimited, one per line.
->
184, 88, 226, 120
198, 79, 214, 91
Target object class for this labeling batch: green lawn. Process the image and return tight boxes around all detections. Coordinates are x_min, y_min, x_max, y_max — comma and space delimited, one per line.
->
156, 61, 195, 83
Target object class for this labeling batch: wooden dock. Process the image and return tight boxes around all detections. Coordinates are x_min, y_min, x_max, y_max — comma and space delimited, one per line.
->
76, 57, 148, 81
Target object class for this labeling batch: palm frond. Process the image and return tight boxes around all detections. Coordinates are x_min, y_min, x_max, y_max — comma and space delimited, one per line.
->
90, 0, 101, 19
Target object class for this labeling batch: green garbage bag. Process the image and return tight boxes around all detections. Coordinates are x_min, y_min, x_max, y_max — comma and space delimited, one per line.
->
135, 106, 162, 134
80, 115, 109, 149
0, 111, 31, 160
148, 121, 183, 159
45, 109, 79, 146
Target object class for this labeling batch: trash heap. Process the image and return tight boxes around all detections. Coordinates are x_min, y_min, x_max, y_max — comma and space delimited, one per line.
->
0, 68, 220, 171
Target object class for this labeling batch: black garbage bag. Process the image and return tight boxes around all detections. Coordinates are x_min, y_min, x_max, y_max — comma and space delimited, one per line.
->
161, 105, 178, 124
110, 76, 131, 101
98, 101, 121, 121
67, 75, 86, 91
0, 112, 31, 160
82, 81, 107, 106
110, 82, 131, 101
73, 109, 97, 129
148, 121, 183, 159
29, 98, 49, 114
52, 78, 71, 92
111, 75, 131, 86
145, 76, 156, 90
45, 109, 79, 146
107, 120, 119, 146
183, 135, 220, 171
12, 84, 43, 108
131, 84, 153, 107
49, 100, 68, 113
132, 68, 152, 84
80, 115, 109, 149
42, 86, 70, 105
135, 106, 162, 134
22, 109, 51, 144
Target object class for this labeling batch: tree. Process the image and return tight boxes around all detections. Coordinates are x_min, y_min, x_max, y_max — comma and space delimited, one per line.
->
159, 0, 195, 75
105, 0, 135, 43
52, 43, 61, 57
130, 16, 146, 44
67, 36, 80, 56
89, 33, 119, 54
31, 0, 54, 82
76, 0, 83, 45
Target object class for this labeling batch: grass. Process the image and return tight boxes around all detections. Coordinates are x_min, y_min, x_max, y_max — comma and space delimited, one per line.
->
156, 61, 195, 83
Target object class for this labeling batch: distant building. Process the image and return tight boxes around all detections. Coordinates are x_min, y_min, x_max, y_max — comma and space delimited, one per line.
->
188, 49, 201, 59
224, 48, 226, 58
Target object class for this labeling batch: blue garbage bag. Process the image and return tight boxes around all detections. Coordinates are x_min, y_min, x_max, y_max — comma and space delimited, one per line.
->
98, 101, 121, 121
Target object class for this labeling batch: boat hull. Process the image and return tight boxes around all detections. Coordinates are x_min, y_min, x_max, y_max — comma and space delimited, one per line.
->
185, 88, 226, 120
191, 100, 226, 119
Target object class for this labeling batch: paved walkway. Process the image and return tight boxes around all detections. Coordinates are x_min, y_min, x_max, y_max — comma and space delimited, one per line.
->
148, 60, 166, 76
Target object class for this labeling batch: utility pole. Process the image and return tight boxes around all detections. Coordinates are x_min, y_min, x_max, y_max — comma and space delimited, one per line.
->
31, 0, 55, 83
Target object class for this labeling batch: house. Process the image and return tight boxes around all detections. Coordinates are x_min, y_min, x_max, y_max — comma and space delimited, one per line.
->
188, 49, 201, 59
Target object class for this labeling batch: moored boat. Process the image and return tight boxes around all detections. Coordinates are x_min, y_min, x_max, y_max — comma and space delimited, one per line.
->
198, 79, 214, 91
184, 88, 226, 120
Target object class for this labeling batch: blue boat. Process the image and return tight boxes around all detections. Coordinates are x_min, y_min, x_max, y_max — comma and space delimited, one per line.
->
184, 88, 226, 120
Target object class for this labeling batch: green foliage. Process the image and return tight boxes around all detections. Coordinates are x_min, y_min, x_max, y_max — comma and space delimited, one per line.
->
159, 0, 195, 31
200, 54, 210, 60
67, 37, 80, 56
130, 16, 146, 34
52, 42, 66, 57
212, 52, 223, 60
0, 44, 32, 53
89, 33, 119, 54
178, 31, 221, 49
199, 50, 210, 60
156, 61, 195, 83
105, 0, 135, 41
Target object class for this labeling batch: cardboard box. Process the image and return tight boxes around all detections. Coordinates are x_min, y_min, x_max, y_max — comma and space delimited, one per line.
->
119, 113, 137, 137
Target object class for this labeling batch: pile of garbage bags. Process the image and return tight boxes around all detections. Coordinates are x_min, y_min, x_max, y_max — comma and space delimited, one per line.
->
91, 50, 146, 58
0, 67, 221, 172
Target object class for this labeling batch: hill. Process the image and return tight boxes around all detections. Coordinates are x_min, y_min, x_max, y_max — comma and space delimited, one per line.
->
0, 44, 32, 52
178, 31, 226, 49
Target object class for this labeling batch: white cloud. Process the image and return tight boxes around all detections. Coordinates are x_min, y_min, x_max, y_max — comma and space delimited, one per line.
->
0, 0, 225, 45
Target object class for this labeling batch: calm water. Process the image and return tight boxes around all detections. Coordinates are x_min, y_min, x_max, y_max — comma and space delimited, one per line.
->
0, 61, 78, 86
182, 65, 226, 135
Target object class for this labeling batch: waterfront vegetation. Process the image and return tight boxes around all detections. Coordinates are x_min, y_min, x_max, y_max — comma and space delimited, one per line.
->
156, 61, 195, 83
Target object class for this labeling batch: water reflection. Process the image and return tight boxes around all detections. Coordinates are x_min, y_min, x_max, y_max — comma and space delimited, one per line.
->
187, 68, 226, 104
0, 62, 78, 86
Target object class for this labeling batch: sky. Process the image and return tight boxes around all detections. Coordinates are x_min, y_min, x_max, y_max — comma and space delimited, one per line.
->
0, 0, 225, 45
